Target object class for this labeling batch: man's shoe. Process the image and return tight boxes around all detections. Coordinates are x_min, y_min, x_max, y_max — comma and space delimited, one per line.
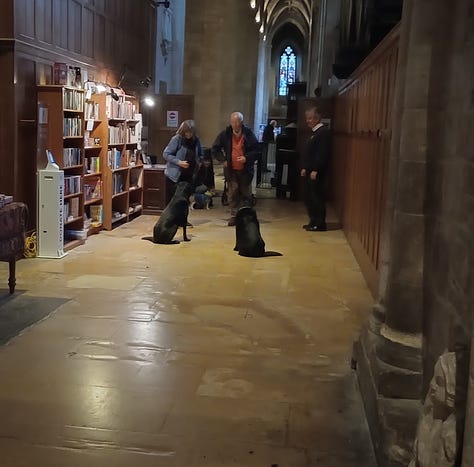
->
302, 224, 311, 229
305, 224, 327, 232
227, 217, 236, 226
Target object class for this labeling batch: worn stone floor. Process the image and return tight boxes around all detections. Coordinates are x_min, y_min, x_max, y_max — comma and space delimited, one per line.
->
0, 196, 376, 466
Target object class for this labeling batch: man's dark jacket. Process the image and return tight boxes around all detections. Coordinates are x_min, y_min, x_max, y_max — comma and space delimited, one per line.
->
211, 125, 260, 175
301, 125, 330, 175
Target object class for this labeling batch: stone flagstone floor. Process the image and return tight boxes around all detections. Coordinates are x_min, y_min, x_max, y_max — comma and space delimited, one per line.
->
0, 196, 376, 466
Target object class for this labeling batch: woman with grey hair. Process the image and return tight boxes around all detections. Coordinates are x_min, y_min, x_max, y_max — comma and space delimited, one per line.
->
163, 119, 203, 205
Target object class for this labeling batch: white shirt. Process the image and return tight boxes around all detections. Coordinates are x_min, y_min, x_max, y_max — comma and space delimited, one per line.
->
312, 123, 324, 132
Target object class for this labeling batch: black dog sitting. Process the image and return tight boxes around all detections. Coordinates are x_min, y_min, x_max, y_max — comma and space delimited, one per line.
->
233, 206, 282, 257
143, 181, 193, 244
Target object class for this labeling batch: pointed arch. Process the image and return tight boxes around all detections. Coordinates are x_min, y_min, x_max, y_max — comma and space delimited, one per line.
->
278, 45, 297, 96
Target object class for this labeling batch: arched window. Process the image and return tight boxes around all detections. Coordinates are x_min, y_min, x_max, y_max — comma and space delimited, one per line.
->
278, 46, 296, 96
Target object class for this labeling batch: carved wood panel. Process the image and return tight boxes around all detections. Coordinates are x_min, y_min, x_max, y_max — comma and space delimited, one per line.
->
332, 25, 400, 295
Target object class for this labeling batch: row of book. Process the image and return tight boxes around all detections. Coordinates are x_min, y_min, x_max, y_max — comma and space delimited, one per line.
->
85, 156, 100, 173
86, 205, 104, 228
108, 124, 127, 145
63, 148, 82, 167
106, 96, 137, 120
63, 89, 84, 111
63, 117, 83, 137
123, 149, 140, 166
64, 175, 82, 196
84, 101, 100, 120
112, 172, 126, 195
64, 197, 80, 222
107, 149, 122, 169
84, 179, 102, 202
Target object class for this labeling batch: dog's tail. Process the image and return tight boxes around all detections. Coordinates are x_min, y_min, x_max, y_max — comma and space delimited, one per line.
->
264, 251, 283, 257
141, 236, 155, 243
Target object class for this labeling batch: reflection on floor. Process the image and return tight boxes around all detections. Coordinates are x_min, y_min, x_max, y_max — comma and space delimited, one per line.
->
0, 198, 376, 466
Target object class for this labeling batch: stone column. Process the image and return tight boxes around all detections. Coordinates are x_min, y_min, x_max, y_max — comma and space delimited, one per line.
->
354, 1, 445, 465
253, 37, 271, 134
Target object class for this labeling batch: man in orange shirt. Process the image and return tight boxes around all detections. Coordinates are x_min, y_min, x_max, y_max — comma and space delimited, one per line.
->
212, 112, 260, 226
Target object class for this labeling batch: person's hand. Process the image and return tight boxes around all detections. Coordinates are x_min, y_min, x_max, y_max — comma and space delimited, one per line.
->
310, 170, 318, 180
237, 155, 247, 163
300, 169, 306, 177
178, 161, 190, 169
223, 161, 228, 168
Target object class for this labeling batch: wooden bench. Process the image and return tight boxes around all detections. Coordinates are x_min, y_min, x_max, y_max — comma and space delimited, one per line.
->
0, 202, 28, 293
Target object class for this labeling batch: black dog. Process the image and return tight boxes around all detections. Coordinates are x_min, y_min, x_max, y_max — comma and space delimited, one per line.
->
233, 206, 282, 257
143, 181, 193, 244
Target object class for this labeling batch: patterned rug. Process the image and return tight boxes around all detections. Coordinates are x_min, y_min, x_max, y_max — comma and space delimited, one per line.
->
0, 290, 69, 345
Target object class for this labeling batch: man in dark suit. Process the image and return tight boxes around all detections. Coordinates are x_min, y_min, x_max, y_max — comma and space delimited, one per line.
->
300, 106, 330, 231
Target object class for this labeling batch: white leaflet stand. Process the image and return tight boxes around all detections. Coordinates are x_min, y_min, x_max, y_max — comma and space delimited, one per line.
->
37, 157, 67, 258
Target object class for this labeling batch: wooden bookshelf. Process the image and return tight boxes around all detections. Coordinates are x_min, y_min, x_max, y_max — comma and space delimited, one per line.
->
83, 92, 106, 235
102, 90, 143, 230
37, 85, 86, 251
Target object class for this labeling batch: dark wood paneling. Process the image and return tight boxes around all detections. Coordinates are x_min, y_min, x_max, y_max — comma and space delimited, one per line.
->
16, 0, 35, 39
0, 43, 16, 196
82, 6, 94, 57
4, 0, 157, 232
0, 0, 14, 36
146, 95, 195, 161
68, 0, 82, 54
35, 0, 53, 44
93, 12, 105, 62
15, 57, 38, 228
53, 0, 69, 49
332, 25, 400, 296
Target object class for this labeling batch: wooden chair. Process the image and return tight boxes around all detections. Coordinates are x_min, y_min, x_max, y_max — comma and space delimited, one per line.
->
0, 202, 28, 293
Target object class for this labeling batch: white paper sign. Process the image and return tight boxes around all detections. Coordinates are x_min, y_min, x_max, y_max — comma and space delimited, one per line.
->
167, 110, 179, 128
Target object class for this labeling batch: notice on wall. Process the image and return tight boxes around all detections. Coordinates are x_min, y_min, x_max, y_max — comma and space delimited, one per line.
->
167, 110, 179, 128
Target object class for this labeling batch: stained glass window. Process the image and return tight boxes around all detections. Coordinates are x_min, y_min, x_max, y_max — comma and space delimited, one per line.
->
279, 46, 296, 96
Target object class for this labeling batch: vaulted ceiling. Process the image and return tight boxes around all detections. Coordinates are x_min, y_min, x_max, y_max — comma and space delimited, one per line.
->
251, 0, 312, 39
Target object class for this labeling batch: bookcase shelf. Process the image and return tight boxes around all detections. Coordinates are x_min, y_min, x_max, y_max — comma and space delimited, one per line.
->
101, 89, 143, 230
65, 215, 83, 225
84, 197, 103, 206
64, 192, 82, 199
37, 85, 86, 251
37, 85, 143, 241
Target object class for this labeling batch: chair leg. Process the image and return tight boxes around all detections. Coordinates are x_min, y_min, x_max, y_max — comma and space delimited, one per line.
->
8, 258, 16, 294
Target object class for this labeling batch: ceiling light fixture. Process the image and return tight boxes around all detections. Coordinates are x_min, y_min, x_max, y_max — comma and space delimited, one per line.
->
143, 96, 155, 107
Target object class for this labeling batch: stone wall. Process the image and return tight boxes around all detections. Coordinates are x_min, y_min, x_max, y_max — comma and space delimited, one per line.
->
354, 0, 474, 465
183, 0, 259, 147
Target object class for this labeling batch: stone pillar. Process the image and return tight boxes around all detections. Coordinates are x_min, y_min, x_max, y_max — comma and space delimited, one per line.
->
354, 1, 445, 465
253, 37, 271, 134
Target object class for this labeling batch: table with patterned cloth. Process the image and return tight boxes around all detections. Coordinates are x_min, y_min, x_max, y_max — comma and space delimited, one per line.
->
0, 202, 28, 293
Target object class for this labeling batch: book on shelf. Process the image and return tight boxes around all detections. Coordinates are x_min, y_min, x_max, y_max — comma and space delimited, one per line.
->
63, 148, 82, 167
89, 205, 103, 227
85, 156, 100, 173
84, 101, 99, 120
112, 172, 125, 194
64, 197, 80, 221
107, 149, 122, 169
129, 166, 143, 189
64, 175, 82, 195
108, 123, 126, 144
63, 117, 83, 137
124, 149, 141, 166
63, 88, 84, 110
84, 178, 102, 201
